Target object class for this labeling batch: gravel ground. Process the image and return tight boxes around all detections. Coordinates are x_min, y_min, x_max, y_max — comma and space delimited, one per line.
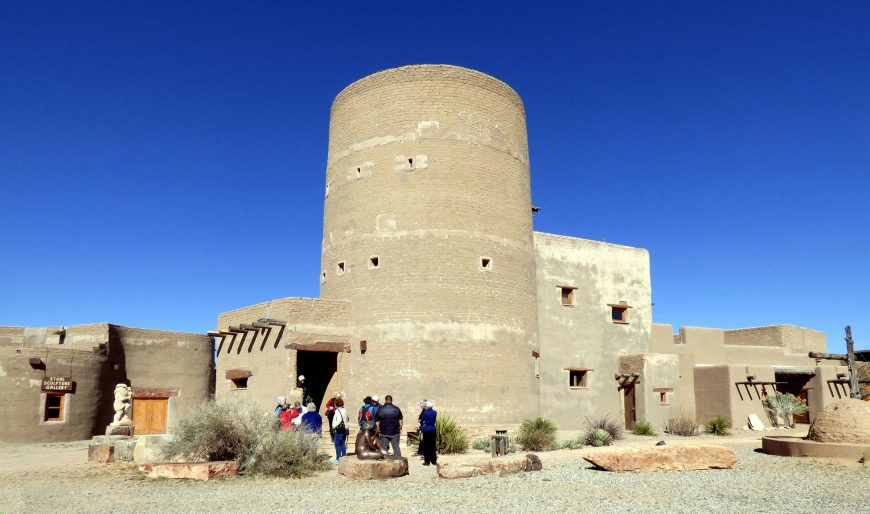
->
1, 437, 867, 513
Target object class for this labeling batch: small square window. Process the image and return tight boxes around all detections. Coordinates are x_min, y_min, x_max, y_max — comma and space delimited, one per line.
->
44, 393, 64, 421
568, 369, 589, 388
560, 286, 576, 306
369, 256, 379, 269
660, 391, 668, 405
231, 377, 248, 390
480, 257, 492, 271
610, 304, 629, 323
337, 262, 345, 275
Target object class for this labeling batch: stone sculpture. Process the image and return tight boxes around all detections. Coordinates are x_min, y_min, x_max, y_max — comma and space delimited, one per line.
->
355, 426, 387, 460
111, 384, 133, 426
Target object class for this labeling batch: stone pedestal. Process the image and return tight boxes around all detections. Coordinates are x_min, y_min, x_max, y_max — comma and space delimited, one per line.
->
106, 424, 134, 436
338, 456, 409, 479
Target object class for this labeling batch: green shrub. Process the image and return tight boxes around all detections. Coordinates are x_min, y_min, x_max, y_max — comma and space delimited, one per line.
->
665, 412, 699, 436
516, 417, 558, 451
704, 415, 731, 436
560, 438, 584, 450
584, 428, 613, 447
762, 392, 808, 428
161, 397, 329, 478
631, 420, 657, 436
435, 413, 469, 454
472, 438, 491, 452
585, 415, 624, 440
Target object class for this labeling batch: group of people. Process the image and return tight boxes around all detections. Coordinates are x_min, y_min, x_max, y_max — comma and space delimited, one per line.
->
273, 396, 322, 434
273, 390, 439, 467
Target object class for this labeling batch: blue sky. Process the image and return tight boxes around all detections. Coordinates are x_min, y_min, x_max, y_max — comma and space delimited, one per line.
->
1, 2, 867, 353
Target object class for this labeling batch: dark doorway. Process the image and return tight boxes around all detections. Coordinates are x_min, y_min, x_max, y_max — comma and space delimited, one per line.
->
296, 351, 337, 410
775, 372, 813, 424
623, 385, 637, 429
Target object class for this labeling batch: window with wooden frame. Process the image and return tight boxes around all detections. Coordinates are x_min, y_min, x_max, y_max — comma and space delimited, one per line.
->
560, 286, 576, 306
567, 369, 590, 388
609, 302, 630, 323
44, 393, 65, 422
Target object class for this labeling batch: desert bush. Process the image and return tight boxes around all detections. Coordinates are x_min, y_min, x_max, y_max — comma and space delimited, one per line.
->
161, 396, 270, 463
560, 438, 584, 450
584, 428, 613, 447
762, 392, 808, 428
704, 415, 731, 436
516, 417, 558, 451
666, 412, 699, 436
161, 397, 329, 478
631, 420, 657, 436
472, 438, 491, 452
244, 429, 330, 478
435, 414, 469, 454
585, 415, 624, 441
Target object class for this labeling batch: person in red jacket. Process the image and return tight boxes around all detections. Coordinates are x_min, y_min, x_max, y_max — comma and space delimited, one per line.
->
278, 405, 294, 432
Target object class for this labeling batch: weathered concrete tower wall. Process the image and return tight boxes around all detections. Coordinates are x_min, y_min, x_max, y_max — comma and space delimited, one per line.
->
320, 65, 539, 424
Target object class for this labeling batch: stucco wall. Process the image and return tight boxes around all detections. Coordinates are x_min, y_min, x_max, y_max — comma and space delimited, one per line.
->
319, 65, 539, 424
0, 324, 213, 443
619, 353, 681, 430
535, 232, 652, 430
216, 297, 350, 413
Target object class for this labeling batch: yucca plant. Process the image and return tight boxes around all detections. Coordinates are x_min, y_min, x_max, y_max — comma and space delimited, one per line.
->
585, 428, 613, 447
472, 438, 491, 452
560, 438, 584, 450
516, 417, 558, 451
631, 420, 657, 436
434, 413, 469, 454
762, 392, 807, 428
705, 415, 731, 436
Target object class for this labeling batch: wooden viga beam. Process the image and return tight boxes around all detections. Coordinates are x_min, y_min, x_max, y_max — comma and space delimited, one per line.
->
257, 318, 287, 326
809, 352, 870, 362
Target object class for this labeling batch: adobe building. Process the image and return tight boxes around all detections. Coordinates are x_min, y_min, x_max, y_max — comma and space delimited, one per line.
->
214, 64, 850, 431
0, 323, 213, 443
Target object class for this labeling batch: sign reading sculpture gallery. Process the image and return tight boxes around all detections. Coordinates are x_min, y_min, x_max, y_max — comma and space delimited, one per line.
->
41, 376, 74, 393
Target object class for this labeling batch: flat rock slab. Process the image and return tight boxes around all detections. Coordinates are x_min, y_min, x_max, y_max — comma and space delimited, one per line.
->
338, 457, 408, 479
139, 461, 239, 480
582, 444, 737, 472
88, 443, 114, 463
437, 453, 542, 479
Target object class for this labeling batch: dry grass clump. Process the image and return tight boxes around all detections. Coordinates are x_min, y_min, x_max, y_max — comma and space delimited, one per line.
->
631, 420, 658, 436
516, 417, 558, 451
666, 411, 700, 436
585, 415, 624, 440
161, 397, 328, 478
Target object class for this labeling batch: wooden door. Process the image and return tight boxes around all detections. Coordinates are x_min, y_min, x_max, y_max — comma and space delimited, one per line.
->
794, 390, 810, 424
623, 385, 636, 429
133, 398, 168, 434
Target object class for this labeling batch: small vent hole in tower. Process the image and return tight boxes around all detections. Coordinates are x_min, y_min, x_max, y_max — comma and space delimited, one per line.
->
480, 257, 492, 270
408, 158, 414, 169
369, 256, 379, 269
337, 262, 345, 275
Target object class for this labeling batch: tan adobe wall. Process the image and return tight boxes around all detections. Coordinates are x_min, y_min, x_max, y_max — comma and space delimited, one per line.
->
619, 354, 681, 431
535, 232, 652, 430
319, 65, 539, 425
723, 325, 826, 353
111, 326, 214, 432
215, 297, 350, 413
0, 324, 213, 443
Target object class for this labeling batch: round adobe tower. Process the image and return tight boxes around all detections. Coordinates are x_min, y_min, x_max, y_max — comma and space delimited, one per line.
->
320, 65, 538, 424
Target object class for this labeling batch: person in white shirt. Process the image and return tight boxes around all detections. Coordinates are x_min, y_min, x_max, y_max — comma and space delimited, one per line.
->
331, 398, 349, 464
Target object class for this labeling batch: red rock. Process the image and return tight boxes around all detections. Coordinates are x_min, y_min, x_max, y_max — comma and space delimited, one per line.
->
138, 461, 239, 480
581, 444, 737, 472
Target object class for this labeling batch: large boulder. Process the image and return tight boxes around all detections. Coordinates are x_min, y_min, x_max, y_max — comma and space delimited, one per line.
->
139, 461, 238, 480
337, 457, 409, 480
807, 399, 870, 445
437, 453, 542, 479
133, 435, 173, 464
581, 444, 737, 472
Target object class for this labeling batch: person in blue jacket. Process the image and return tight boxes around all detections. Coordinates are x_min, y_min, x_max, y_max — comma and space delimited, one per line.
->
419, 400, 438, 465
300, 402, 323, 436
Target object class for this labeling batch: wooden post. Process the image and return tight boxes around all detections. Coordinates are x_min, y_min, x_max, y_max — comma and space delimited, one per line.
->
845, 326, 859, 399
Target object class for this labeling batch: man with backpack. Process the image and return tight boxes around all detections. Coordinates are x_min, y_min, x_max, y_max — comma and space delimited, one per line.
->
358, 396, 374, 429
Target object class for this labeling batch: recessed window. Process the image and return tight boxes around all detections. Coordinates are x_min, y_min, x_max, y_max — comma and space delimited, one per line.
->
480, 257, 492, 271
44, 393, 65, 421
231, 377, 248, 390
560, 286, 576, 306
369, 256, 379, 269
567, 369, 589, 388
610, 303, 629, 323
660, 391, 668, 405
337, 262, 345, 275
